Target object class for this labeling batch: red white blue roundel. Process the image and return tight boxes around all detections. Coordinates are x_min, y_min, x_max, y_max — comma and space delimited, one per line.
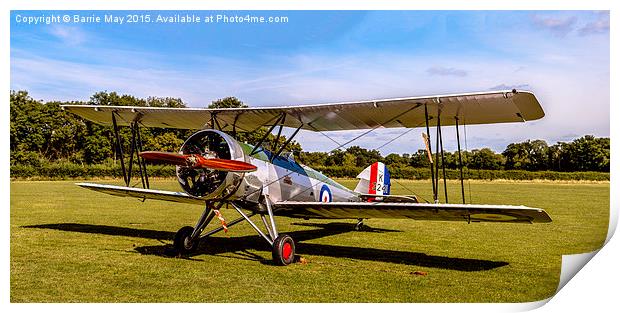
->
320, 185, 332, 202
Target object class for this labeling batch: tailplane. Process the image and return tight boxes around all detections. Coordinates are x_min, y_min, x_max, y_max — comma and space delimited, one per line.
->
354, 162, 391, 199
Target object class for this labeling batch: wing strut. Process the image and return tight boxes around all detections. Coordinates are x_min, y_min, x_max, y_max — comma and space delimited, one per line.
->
250, 113, 285, 156
111, 113, 128, 186
455, 117, 465, 204
270, 123, 303, 162
110, 112, 149, 189
437, 112, 448, 203
424, 104, 438, 203
135, 122, 150, 189
272, 113, 286, 150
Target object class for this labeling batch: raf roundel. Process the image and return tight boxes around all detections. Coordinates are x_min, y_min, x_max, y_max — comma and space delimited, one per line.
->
320, 185, 332, 203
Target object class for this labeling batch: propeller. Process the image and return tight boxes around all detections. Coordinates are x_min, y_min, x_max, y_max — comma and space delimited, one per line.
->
139, 151, 257, 173
421, 133, 434, 164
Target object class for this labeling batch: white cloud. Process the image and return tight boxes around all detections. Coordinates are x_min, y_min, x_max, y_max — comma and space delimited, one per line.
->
531, 14, 577, 37
48, 25, 86, 45
426, 66, 468, 77
579, 16, 610, 36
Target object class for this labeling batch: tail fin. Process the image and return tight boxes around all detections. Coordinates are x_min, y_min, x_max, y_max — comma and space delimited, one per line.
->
354, 162, 391, 199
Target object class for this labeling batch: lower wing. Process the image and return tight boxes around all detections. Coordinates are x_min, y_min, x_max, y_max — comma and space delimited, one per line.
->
272, 201, 552, 224
76, 183, 205, 205
75, 183, 551, 223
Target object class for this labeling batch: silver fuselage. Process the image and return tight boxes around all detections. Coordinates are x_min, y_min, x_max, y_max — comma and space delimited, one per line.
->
179, 129, 360, 204
238, 142, 359, 204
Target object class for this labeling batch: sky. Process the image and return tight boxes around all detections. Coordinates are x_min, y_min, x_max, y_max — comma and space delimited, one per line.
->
10, 10, 610, 155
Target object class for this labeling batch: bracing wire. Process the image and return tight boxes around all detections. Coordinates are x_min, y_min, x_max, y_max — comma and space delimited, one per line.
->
393, 178, 430, 203
330, 125, 429, 203
327, 105, 421, 152
242, 105, 424, 202
295, 118, 431, 203
373, 123, 429, 202
338, 120, 427, 201
310, 125, 343, 147
373, 128, 415, 150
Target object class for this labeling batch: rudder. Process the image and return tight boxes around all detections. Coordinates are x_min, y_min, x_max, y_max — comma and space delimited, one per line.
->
354, 162, 391, 199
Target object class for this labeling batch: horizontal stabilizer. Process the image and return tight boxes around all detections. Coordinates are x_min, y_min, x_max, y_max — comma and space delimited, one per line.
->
76, 183, 205, 205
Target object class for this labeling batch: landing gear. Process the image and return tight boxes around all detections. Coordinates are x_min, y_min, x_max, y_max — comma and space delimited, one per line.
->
354, 218, 365, 231
173, 202, 219, 256
174, 226, 198, 255
230, 197, 297, 266
272, 234, 296, 266
173, 197, 298, 265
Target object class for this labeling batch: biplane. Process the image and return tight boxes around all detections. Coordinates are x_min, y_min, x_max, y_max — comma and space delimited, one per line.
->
62, 89, 552, 265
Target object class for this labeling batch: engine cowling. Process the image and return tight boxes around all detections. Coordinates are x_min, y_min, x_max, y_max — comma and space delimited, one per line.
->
176, 129, 252, 199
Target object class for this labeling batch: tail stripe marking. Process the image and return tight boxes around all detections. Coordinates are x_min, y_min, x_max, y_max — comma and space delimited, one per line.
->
369, 162, 378, 195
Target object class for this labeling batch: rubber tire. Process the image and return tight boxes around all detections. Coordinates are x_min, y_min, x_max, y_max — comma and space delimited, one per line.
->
173, 226, 198, 255
272, 234, 296, 266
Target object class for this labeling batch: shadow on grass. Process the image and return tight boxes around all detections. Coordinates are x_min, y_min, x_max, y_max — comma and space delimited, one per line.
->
24, 222, 508, 271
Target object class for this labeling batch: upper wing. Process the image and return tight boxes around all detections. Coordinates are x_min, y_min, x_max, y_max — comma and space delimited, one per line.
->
272, 201, 552, 224
61, 90, 543, 131
77, 183, 205, 205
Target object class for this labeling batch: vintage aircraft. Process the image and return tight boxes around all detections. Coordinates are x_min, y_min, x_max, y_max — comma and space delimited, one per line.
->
62, 89, 552, 265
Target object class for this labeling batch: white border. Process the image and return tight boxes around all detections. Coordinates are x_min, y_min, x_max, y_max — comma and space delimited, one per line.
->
3, 1, 617, 312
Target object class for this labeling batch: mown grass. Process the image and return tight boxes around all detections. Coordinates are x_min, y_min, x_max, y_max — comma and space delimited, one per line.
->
10, 179, 609, 302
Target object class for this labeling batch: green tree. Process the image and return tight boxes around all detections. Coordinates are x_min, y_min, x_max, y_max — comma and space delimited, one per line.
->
324, 150, 346, 166
298, 151, 328, 167
384, 153, 408, 166
342, 153, 357, 168
90, 91, 146, 107
470, 148, 504, 170
410, 149, 432, 168
344, 146, 383, 167
10, 91, 90, 165
145, 132, 185, 152
209, 96, 247, 109
503, 140, 549, 171
146, 96, 185, 108
10, 91, 46, 166
560, 135, 609, 171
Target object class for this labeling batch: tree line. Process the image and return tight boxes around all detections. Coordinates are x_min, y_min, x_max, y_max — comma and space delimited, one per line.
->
10, 90, 609, 173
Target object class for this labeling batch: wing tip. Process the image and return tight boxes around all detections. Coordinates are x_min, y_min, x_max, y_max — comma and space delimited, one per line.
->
513, 90, 545, 121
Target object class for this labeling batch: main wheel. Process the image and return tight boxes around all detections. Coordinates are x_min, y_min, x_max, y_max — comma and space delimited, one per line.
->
173, 226, 198, 255
272, 234, 296, 266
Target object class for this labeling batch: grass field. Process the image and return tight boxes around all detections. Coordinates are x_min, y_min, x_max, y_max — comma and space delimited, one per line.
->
10, 179, 609, 302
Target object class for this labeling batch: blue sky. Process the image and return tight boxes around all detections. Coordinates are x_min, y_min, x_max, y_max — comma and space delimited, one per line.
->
10, 10, 610, 154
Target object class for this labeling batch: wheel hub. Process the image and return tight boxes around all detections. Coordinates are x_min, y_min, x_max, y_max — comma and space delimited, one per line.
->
184, 237, 194, 250
282, 242, 292, 259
